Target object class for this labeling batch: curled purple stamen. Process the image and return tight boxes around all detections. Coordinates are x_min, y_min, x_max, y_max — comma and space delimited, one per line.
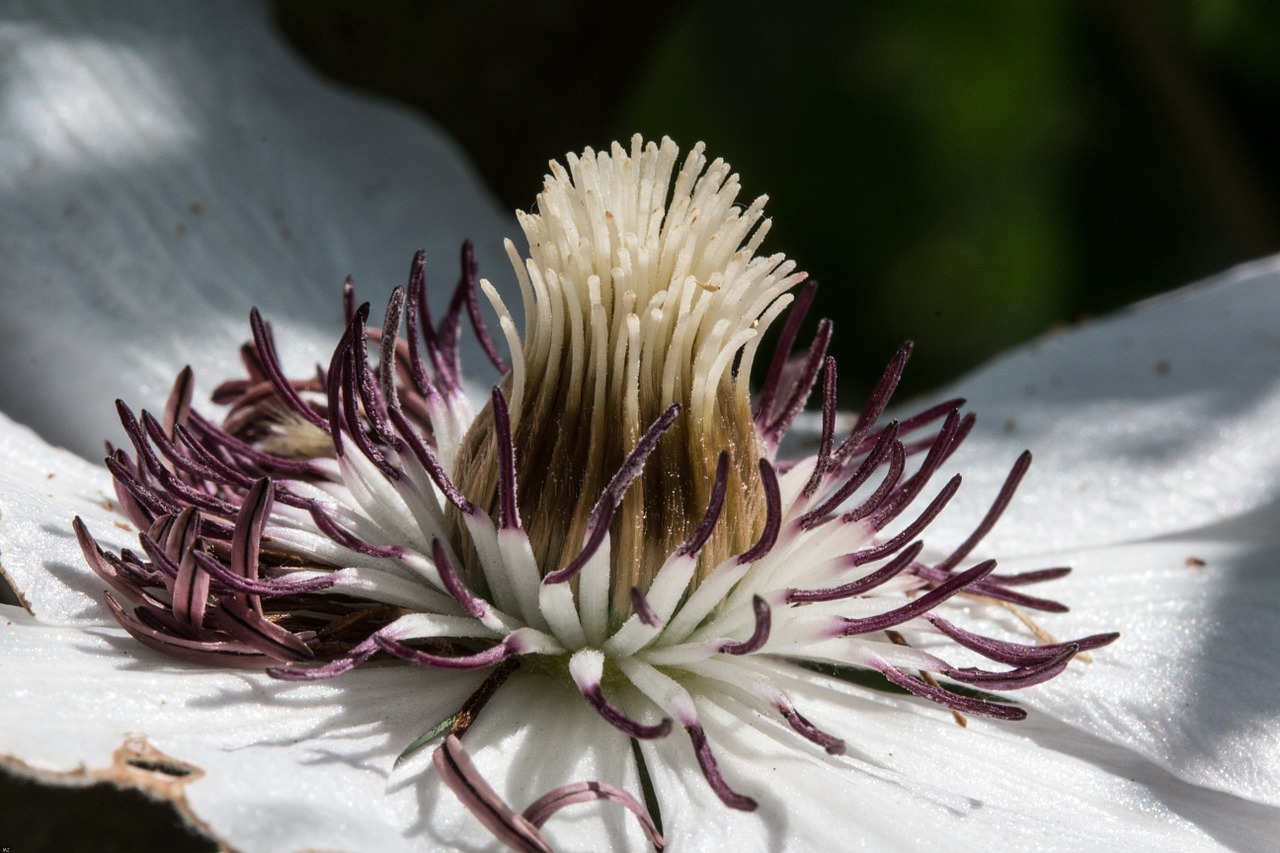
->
736, 460, 781, 565
460, 241, 510, 374
988, 566, 1073, 586
207, 603, 314, 661
191, 552, 337, 597
800, 356, 838, 498
162, 365, 195, 440
229, 477, 273, 613
401, 251, 436, 397
687, 724, 757, 811
375, 634, 521, 670
307, 501, 404, 559
580, 684, 673, 740
388, 406, 475, 512
719, 596, 771, 655
522, 781, 665, 850
911, 563, 1070, 613
837, 439, 906, 524
869, 410, 961, 530
801, 422, 900, 527
544, 405, 680, 584
777, 700, 846, 755
269, 634, 381, 681
832, 341, 912, 465
377, 286, 407, 416
676, 451, 730, 557
103, 592, 268, 669
492, 387, 520, 530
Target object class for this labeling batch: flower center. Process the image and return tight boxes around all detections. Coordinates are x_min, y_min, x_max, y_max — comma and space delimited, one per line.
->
448, 138, 804, 619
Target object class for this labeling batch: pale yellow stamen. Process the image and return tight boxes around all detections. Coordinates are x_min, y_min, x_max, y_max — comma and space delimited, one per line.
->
450, 136, 806, 621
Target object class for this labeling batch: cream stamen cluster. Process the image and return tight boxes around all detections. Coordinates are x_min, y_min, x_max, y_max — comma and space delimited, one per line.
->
454, 138, 800, 612
76, 136, 1116, 845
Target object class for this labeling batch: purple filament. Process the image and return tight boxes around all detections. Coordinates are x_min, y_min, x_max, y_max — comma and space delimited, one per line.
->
837, 559, 996, 635
544, 405, 680, 584
848, 474, 961, 567
831, 341, 912, 465
459, 240, 510, 374
928, 616, 1118, 666
787, 540, 924, 604
687, 724, 757, 812
433, 735, 552, 853
934, 450, 1031, 573
837, 439, 907, 525
874, 663, 1027, 721
249, 308, 330, 432
522, 781, 665, 850
800, 356, 839, 498
492, 388, 521, 530
580, 684, 673, 739
719, 596, 771, 655
762, 318, 832, 445
735, 460, 781, 565
307, 501, 404, 559
630, 587, 661, 627
777, 701, 846, 755
754, 280, 817, 424
376, 634, 521, 670
433, 538, 489, 619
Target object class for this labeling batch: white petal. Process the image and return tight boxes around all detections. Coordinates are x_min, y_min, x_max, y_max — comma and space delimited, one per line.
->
393, 672, 649, 853
1005, 521, 1280, 809
0, 605, 485, 852
0, 0, 515, 458
640, 670, 1275, 851
0, 410, 132, 624
923, 255, 1280, 556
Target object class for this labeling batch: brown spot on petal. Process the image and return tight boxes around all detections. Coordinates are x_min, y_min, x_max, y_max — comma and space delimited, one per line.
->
1186, 555, 1206, 568
106, 737, 204, 799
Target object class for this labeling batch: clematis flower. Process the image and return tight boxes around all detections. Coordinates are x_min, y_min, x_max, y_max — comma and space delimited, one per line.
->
3, 4, 1280, 853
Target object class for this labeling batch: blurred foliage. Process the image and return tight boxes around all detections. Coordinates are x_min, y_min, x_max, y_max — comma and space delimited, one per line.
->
274, 0, 1280, 399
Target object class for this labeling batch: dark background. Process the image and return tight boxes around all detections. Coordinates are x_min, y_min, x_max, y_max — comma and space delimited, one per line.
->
275, 0, 1280, 400
5, 1, 1280, 849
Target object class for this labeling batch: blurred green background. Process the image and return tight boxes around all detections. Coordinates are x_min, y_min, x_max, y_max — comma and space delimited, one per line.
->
6, 1, 1280, 849
273, 0, 1280, 400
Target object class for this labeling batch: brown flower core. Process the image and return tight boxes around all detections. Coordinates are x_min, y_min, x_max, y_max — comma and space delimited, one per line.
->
450, 357, 767, 620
